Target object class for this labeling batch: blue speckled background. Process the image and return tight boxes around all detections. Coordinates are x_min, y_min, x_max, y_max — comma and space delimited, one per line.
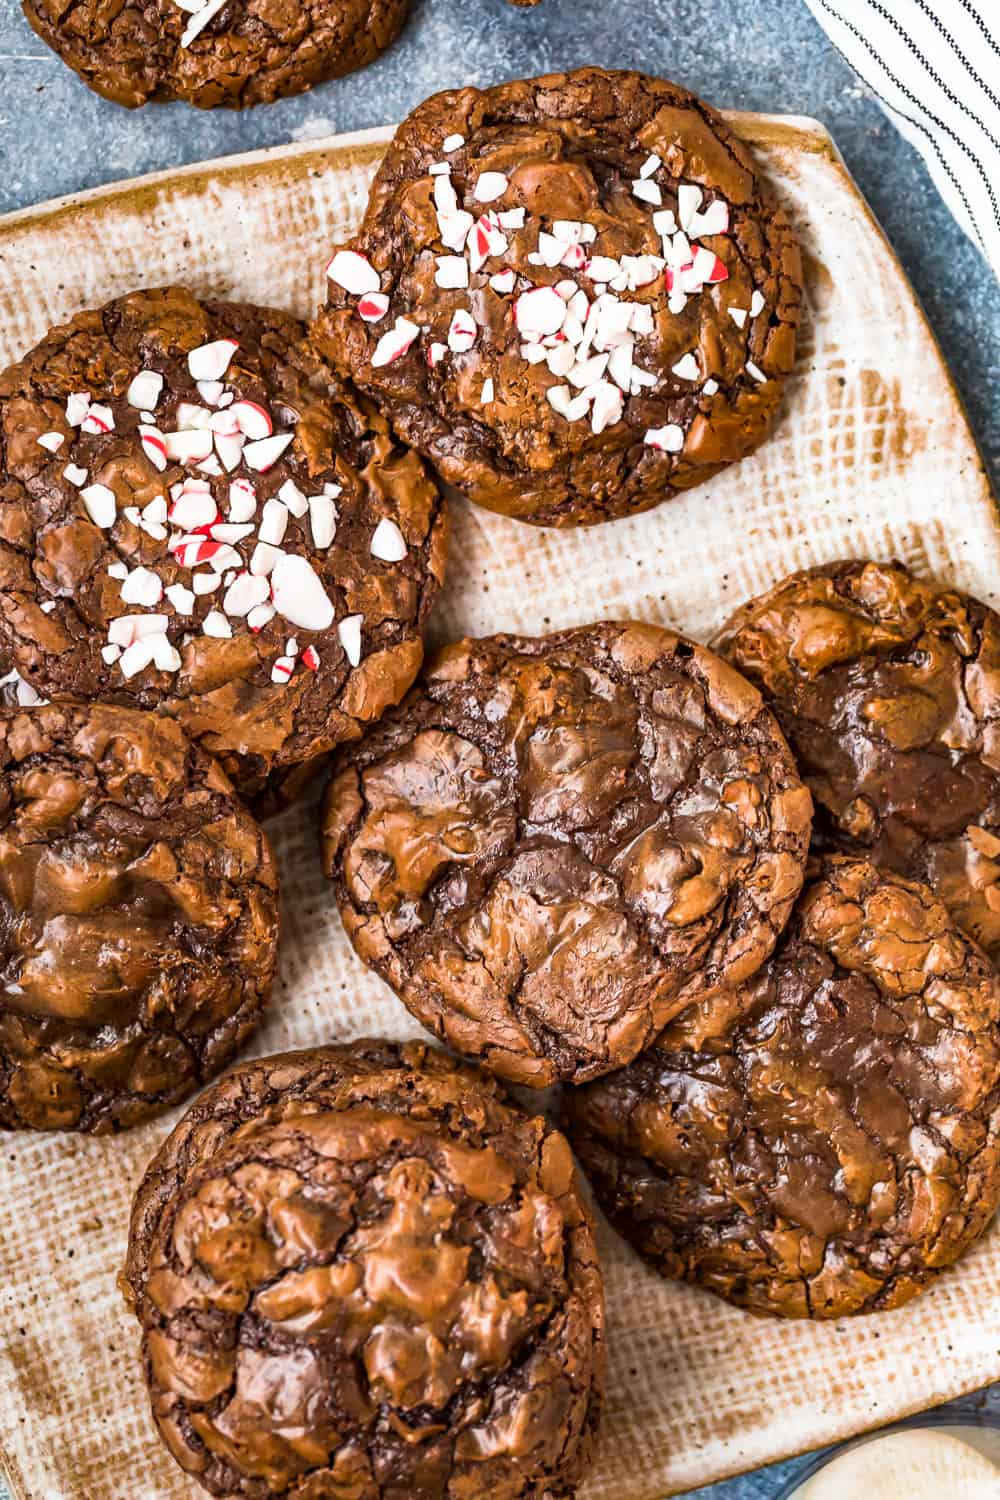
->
0, 0, 998, 1495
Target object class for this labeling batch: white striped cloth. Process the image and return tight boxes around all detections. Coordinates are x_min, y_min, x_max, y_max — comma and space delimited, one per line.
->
803, 0, 1000, 277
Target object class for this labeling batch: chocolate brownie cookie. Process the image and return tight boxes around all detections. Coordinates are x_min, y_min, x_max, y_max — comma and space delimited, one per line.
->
0, 702, 279, 1133
716, 560, 1000, 964
564, 856, 1000, 1319
122, 1040, 605, 1499
322, 622, 812, 1086
0, 287, 447, 813
22, 0, 410, 109
314, 67, 802, 527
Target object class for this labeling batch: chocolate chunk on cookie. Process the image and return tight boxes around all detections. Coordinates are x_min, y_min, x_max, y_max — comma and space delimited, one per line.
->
564, 856, 1000, 1319
322, 622, 812, 1086
716, 560, 1000, 963
314, 67, 802, 527
0, 702, 279, 1133
22, 0, 411, 109
123, 1040, 605, 1499
0, 287, 447, 813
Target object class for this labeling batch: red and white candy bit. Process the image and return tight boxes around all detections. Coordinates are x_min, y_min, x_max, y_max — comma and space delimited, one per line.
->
489, 269, 517, 294
270, 656, 295, 684
277, 479, 308, 518
671, 354, 700, 381
211, 522, 255, 544
108, 613, 168, 648
250, 542, 281, 577
36, 431, 64, 453
750, 289, 766, 318
327, 249, 381, 296
427, 342, 447, 368
258, 498, 289, 546
439, 208, 475, 253
358, 292, 390, 323
370, 517, 407, 562
729, 307, 748, 329
645, 423, 685, 452
138, 425, 169, 472
80, 483, 117, 529
631, 178, 661, 206
228, 478, 257, 521
247, 602, 276, 632
702, 378, 719, 396
169, 487, 217, 530
107, 561, 128, 580
481, 378, 495, 405
165, 583, 195, 615
197, 379, 225, 406
223, 572, 270, 617
308, 494, 337, 550
435, 256, 469, 289
162, 428, 214, 465
270, 553, 335, 631
120, 567, 164, 607
447, 309, 477, 353
243, 432, 294, 472
65, 392, 91, 426
187, 339, 238, 382
590, 382, 624, 435
677, 184, 703, 232
63, 464, 88, 487
515, 286, 566, 339
745, 361, 767, 383
213, 429, 245, 473
81, 403, 115, 435
301, 645, 321, 672
474, 171, 508, 203
229, 401, 273, 440
127, 370, 164, 409
442, 133, 465, 152
372, 317, 421, 368
689, 199, 730, 238
337, 614, 363, 667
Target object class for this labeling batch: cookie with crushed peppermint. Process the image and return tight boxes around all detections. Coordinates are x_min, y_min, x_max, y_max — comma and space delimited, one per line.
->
0, 287, 447, 812
21, 0, 411, 109
314, 67, 803, 528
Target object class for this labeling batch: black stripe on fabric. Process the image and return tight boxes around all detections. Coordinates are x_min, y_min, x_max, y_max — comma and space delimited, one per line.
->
954, 0, 1000, 62
912, 0, 1000, 119
863, 0, 1000, 231
816, 0, 991, 252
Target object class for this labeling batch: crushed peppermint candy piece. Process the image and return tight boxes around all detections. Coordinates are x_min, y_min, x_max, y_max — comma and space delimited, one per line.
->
63, 463, 88, 487
358, 293, 390, 323
80, 483, 117, 529
442, 133, 465, 152
127, 370, 164, 409
370, 518, 407, 562
435, 255, 469, 289
490, 270, 517, 294
474, 172, 508, 203
202, 610, 233, 639
228, 478, 257, 521
631, 179, 661, 206
481, 378, 495, 405
101, 644, 122, 666
427, 342, 448, 368
65, 392, 91, 426
258, 499, 289, 546
689, 199, 730, 238
81, 403, 115, 435
243, 432, 294, 472
750, 289, 766, 318
338, 614, 363, 667
165, 583, 196, 614
36, 431, 64, 453
169, 487, 217, 530
702, 378, 720, 396
729, 307, 749, 329
107, 562, 129, 581
671, 354, 700, 381
270, 656, 295, 683
247, 602, 276, 632
163, 428, 213, 465
325, 250, 381, 296
515, 286, 566, 339
250, 542, 282, 577
197, 380, 225, 407
746, 361, 767, 383
118, 639, 157, 679
138, 426, 169, 471
223, 572, 270, 617
302, 645, 321, 671
309, 494, 338, 550
677, 184, 703, 231
645, 424, 685, 452
120, 567, 164, 607
188, 339, 238, 382
179, 0, 228, 45
372, 317, 421, 368
277, 479, 308, 518
193, 573, 222, 595
447, 309, 477, 353
439, 210, 475, 252
639, 153, 662, 179
270, 553, 336, 631
230, 400, 273, 439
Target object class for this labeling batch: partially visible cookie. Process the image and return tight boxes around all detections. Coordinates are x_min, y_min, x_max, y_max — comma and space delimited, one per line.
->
564, 856, 1000, 1319
322, 622, 812, 1086
22, 0, 411, 109
123, 1040, 605, 1500
715, 560, 1000, 963
0, 287, 447, 814
0, 702, 279, 1133
315, 67, 802, 526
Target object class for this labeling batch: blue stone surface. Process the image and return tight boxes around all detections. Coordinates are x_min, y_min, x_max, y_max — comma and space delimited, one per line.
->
0, 1, 997, 1496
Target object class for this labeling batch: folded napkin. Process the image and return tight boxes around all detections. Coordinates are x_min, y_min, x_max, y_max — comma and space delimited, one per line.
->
803, 0, 1000, 277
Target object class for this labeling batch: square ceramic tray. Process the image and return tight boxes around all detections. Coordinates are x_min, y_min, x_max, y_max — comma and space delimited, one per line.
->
0, 113, 998, 1500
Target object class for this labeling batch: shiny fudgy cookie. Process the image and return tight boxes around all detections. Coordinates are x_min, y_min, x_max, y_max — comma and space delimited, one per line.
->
22, 0, 411, 109
564, 856, 1000, 1319
715, 559, 1000, 963
0, 702, 279, 1133
315, 67, 802, 526
322, 621, 812, 1087
122, 1040, 605, 1500
0, 287, 447, 813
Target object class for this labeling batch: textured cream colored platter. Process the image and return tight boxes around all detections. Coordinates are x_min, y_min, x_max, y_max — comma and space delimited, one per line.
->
0, 112, 999, 1500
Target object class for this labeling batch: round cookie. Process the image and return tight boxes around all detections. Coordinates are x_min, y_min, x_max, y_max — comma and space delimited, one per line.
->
0, 702, 279, 1133
716, 560, 1000, 963
564, 856, 1000, 1319
122, 1040, 605, 1500
314, 67, 802, 528
22, 0, 411, 110
321, 622, 812, 1086
0, 287, 447, 813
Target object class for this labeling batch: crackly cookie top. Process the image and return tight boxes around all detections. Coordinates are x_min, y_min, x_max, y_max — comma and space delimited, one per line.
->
564, 856, 1000, 1319
716, 560, 1000, 963
0, 701, 279, 1133
314, 67, 802, 527
22, 0, 412, 109
321, 622, 812, 1086
0, 288, 447, 806
123, 1040, 605, 1500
